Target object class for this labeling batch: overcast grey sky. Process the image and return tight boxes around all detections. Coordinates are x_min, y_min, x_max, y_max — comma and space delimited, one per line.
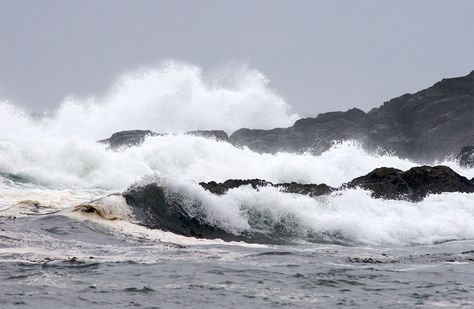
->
0, 0, 473, 116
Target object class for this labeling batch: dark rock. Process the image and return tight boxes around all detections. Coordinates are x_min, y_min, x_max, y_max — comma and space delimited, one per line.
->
275, 182, 334, 197
346, 167, 410, 199
199, 179, 272, 195
347, 165, 474, 201
457, 146, 474, 168
229, 71, 474, 161
229, 108, 367, 154
202, 165, 474, 202
202, 166, 473, 202
199, 179, 334, 197
363, 71, 474, 161
98, 130, 160, 149
185, 130, 230, 142
401, 165, 474, 200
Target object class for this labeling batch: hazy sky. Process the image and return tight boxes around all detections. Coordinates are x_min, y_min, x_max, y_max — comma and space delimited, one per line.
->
1, 0, 473, 116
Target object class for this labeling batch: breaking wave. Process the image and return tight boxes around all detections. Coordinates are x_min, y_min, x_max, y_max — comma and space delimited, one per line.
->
0, 60, 473, 246
135, 177, 474, 246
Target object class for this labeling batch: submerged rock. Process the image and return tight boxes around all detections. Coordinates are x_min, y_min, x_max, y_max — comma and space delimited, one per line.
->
98, 130, 160, 149
457, 146, 474, 168
185, 130, 230, 142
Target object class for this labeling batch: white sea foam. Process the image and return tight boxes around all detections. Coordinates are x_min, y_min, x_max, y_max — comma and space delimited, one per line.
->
0, 132, 472, 190
157, 178, 474, 245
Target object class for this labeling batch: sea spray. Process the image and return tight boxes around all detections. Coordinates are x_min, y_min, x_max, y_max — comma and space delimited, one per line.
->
0, 61, 299, 140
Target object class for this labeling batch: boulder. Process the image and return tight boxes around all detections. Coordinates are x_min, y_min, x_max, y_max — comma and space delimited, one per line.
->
347, 165, 474, 201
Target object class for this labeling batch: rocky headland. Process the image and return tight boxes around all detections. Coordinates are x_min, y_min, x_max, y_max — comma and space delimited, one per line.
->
99, 71, 473, 162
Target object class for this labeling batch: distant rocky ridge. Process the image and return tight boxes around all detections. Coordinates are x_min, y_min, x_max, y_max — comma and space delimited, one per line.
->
229, 70, 474, 161
123, 165, 474, 243
99, 71, 473, 162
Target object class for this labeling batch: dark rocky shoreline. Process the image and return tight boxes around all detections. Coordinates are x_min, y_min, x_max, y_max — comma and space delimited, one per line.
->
122, 165, 474, 243
199, 165, 474, 202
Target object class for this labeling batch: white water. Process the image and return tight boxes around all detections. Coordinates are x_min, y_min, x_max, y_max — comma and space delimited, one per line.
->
1, 61, 473, 245
0, 61, 298, 139
159, 178, 474, 245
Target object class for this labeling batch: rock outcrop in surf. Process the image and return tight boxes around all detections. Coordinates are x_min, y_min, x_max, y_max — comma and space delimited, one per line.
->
346, 166, 474, 201
199, 166, 474, 202
199, 179, 333, 197
122, 166, 473, 243
98, 130, 160, 149
185, 130, 230, 142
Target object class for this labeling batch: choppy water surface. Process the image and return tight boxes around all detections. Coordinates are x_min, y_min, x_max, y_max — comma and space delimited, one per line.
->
1, 197, 473, 308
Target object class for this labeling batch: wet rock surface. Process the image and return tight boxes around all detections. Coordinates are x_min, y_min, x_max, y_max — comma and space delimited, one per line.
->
98, 130, 160, 149
230, 71, 474, 161
201, 166, 474, 202
199, 179, 334, 197
185, 130, 230, 142
347, 165, 474, 201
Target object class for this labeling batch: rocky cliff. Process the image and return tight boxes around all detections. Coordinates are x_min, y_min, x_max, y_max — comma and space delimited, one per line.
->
230, 71, 474, 161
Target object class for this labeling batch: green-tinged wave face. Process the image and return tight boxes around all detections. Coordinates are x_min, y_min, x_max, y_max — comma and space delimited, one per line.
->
0, 172, 33, 185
